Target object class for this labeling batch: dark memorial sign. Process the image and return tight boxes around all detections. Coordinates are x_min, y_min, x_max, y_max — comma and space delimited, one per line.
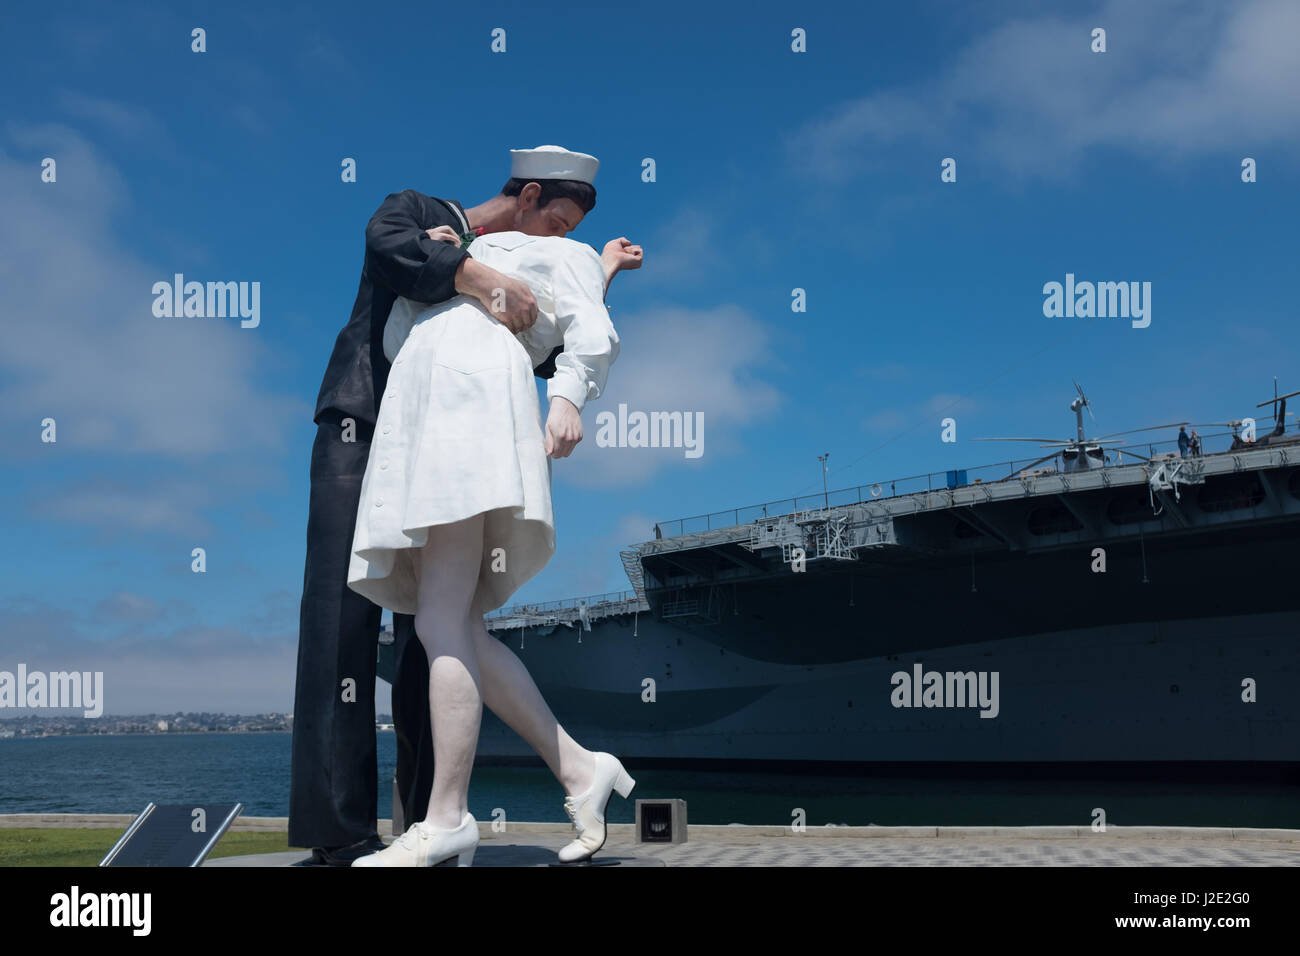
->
100, 802, 244, 867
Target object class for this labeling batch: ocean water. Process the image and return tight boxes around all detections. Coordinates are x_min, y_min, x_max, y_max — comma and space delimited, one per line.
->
0, 733, 1296, 829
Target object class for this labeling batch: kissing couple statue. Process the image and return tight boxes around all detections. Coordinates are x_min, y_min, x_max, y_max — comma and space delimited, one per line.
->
288, 145, 643, 867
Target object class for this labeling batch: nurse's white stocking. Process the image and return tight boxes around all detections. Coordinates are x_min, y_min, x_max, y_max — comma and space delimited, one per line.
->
413, 514, 485, 830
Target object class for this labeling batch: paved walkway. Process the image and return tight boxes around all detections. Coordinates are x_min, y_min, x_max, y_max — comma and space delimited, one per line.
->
4, 816, 1295, 866
207, 836, 1300, 867
230, 822, 1300, 867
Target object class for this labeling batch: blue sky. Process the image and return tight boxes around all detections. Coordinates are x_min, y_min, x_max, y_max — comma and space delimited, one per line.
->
1, 0, 1297, 713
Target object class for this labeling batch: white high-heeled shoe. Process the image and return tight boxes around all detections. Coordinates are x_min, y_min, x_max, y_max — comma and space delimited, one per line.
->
558, 752, 636, 863
351, 811, 478, 867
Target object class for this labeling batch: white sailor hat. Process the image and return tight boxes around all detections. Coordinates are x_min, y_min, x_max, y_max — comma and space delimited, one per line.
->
509, 144, 599, 184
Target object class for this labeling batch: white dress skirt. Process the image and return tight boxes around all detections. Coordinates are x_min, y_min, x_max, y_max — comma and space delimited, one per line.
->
346, 295, 554, 617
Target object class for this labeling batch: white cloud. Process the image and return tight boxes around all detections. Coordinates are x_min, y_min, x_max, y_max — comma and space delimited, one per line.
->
30, 478, 216, 538
926, 393, 977, 418
57, 93, 169, 144
640, 207, 722, 284
557, 303, 783, 487
529, 511, 659, 602
93, 592, 162, 623
790, 0, 1300, 182
862, 393, 977, 433
0, 598, 298, 713
0, 122, 307, 462
610, 511, 656, 546
862, 408, 909, 433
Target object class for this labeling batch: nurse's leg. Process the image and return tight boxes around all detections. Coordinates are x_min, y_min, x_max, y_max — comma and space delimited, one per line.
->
414, 514, 485, 830
470, 613, 596, 798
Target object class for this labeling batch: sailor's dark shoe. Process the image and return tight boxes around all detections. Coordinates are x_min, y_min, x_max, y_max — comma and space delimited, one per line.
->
308, 835, 387, 866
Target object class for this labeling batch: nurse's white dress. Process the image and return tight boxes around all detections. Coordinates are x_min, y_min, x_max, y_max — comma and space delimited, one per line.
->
346, 231, 619, 617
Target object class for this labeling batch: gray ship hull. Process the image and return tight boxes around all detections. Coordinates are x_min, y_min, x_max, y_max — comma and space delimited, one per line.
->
477, 607, 1298, 764
473, 448, 1300, 768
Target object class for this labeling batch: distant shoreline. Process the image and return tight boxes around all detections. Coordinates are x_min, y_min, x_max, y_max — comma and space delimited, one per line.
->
0, 730, 288, 739
0, 728, 396, 740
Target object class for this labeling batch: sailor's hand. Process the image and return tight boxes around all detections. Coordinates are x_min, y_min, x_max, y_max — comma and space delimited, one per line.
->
545, 396, 582, 458
455, 261, 538, 333
426, 225, 462, 246
488, 275, 540, 333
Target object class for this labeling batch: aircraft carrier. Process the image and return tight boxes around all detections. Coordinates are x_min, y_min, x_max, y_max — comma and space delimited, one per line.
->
380, 385, 1300, 774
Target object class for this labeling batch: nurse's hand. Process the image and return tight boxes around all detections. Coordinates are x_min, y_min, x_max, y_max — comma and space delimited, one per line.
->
602, 237, 643, 273
601, 237, 643, 296
545, 396, 582, 458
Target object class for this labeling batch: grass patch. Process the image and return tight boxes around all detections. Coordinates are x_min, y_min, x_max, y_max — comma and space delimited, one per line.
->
0, 828, 297, 866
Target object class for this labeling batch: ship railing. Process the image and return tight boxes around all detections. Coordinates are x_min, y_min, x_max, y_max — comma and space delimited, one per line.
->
483, 589, 648, 628
482, 429, 1284, 622
652, 428, 1263, 538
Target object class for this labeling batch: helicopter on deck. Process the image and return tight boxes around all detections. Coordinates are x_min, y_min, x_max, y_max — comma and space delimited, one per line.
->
973, 382, 1188, 479
1214, 379, 1300, 451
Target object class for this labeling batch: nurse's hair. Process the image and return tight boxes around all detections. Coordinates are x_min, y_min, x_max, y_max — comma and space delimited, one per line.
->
500, 177, 596, 213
